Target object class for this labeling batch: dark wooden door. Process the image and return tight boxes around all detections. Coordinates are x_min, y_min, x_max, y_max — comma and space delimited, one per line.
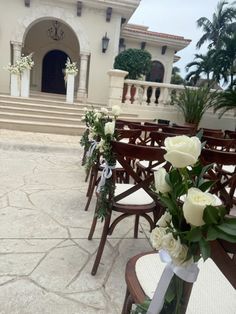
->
41, 50, 68, 94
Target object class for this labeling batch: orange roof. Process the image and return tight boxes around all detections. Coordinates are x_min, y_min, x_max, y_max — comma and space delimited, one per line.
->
125, 24, 191, 42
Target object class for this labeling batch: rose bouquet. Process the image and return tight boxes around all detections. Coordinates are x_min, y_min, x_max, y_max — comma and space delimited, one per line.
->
80, 105, 121, 218
135, 135, 236, 314
4, 63, 21, 75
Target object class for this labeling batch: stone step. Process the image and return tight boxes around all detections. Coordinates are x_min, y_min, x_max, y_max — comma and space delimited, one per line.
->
0, 103, 84, 117
0, 118, 84, 135
0, 112, 83, 125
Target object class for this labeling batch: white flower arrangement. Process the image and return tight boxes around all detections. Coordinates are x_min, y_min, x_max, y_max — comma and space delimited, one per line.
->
65, 58, 78, 75
16, 53, 34, 71
5, 63, 20, 75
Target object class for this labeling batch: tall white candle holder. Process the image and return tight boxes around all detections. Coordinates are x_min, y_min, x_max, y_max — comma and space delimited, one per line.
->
66, 73, 75, 103
21, 68, 30, 97
10, 73, 20, 97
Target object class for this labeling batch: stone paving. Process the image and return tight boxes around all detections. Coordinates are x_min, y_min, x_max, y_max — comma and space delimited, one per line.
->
0, 130, 152, 314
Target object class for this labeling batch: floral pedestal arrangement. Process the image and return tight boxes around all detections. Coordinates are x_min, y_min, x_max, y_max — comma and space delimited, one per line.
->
10, 73, 20, 97
64, 58, 78, 104
66, 73, 75, 103
20, 68, 30, 97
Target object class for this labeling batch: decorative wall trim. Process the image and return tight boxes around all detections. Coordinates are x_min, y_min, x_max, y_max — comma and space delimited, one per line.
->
12, 5, 91, 54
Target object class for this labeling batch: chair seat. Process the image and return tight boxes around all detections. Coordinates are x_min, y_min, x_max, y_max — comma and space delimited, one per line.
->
137, 160, 166, 171
115, 183, 154, 205
135, 253, 236, 313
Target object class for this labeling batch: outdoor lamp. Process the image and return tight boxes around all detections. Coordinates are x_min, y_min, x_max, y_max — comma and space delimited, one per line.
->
102, 33, 110, 53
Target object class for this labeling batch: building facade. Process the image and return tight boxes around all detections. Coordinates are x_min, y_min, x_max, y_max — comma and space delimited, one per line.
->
0, 0, 190, 105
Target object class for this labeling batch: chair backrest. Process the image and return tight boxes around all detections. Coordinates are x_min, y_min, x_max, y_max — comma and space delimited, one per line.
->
111, 141, 166, 202
201, 148, 236, 210
202, 136, 236, 152
116, 119, 141, 129
150, 131, 177, 147
116, 128, 142, 144
162, 126, 194, 135
129, 124, 162, 145
225, 130, 236, 140
201, 129, 224, 138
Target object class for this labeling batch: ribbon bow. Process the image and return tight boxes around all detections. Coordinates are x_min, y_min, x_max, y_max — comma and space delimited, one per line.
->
97, 161, 115, 192
147, 250, 199, 314
86, 140, 97, 158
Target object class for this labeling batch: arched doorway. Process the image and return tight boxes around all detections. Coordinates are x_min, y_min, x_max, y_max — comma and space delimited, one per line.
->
41, 50, 68, 94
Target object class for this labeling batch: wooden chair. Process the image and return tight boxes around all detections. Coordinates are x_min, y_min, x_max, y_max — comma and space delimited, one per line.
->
122, 240, 236, 314
129, 124, 162, 145
136, 131, 175, 178
225, 130, 236, 140
161, 126, 194, 135
88, 141, 166, 275
202, 136, 236, 152
84, 129, 141, 211
201, 129, 224, 138
201, 148, 236, 211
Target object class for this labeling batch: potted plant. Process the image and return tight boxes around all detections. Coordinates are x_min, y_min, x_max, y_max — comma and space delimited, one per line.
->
171, 86, 220, 129
113, 48, 152, 102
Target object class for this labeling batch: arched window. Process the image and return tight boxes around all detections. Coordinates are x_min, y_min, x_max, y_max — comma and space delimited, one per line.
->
146, 61, 165, 83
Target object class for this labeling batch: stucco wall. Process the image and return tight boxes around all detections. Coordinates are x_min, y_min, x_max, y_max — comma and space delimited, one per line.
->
0, 0, 122, 104
124, 39, 175, 84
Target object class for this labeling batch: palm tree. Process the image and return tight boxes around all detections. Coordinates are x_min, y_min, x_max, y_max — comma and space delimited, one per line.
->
215, 88, 236, 117
196, 1, 236, 49
171, 66, 185, 85
185, 52, 216, 85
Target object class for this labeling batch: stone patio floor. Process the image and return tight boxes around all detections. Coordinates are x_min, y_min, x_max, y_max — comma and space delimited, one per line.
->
0, 130, 152, 314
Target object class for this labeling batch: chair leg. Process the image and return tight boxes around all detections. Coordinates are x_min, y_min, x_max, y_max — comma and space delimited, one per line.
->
134, 215, 139, 239
121, 287, 133, 314
88, 205, 98, 240
91, 214, 111, 276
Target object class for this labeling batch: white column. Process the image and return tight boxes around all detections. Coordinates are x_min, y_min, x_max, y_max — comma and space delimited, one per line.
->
77, 52, 89, 103
21, 68, 30, 97
66, 74, 75, 103
11, 41, 23, 63
10, 73, 20, 97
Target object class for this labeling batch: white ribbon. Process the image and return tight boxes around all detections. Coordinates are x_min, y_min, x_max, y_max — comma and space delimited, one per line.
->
86, 140, 97, 158
147, 250, 199, 314
96, 161, 115, 192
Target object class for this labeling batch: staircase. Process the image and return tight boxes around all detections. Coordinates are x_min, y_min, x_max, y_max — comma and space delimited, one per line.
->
0, 92, 139, 135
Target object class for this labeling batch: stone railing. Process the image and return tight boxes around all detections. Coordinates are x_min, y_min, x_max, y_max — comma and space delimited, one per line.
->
123, 79, 186, 106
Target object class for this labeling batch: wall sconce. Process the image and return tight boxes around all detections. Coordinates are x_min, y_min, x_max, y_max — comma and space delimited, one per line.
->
24, 0, 30, 7
102, 33, 109, 53
48, 20, 64, 41
141, 42, 146, 50
162, 45, 167, 55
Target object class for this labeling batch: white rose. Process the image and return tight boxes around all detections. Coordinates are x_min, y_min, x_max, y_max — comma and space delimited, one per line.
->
183, 187, 217, 226
101, 107, 108, 114
111, 105, 121, 116
172, 244, 193, 266
154, 168, 171, 194
150, 227, 167, 250
162, 233, 182, 258
104, 121, 115, 135
95, 112, 102, 120
156, 212, 172, 228
164, 135, 201, 168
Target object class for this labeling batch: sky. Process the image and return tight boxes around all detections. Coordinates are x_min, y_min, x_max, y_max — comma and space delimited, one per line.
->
129, 0, 222, 78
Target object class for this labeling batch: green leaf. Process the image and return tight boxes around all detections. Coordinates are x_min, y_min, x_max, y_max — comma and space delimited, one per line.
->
206, 226, 219, 241
199, 238, 211, 260
198, 180, 215, 192
214, 226, 236, 242
186, 228, 202, 242
203, 205, 220, 224
199, 163, 214, 178
169, 169, 182, 186
216, 222, 236, 235
159, 194, 179, 215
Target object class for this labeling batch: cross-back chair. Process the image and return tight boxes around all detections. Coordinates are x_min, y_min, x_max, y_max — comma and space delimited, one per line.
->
121, 239, 236, 314
129, 124, 162, 145
225, 130, 236, 140
201, 129, 224, 138
84, 129, 142, 211
88, 141, 166, 275
200, 148, 236, 212
202, 136, 236, 152
161, 126, 195, 135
